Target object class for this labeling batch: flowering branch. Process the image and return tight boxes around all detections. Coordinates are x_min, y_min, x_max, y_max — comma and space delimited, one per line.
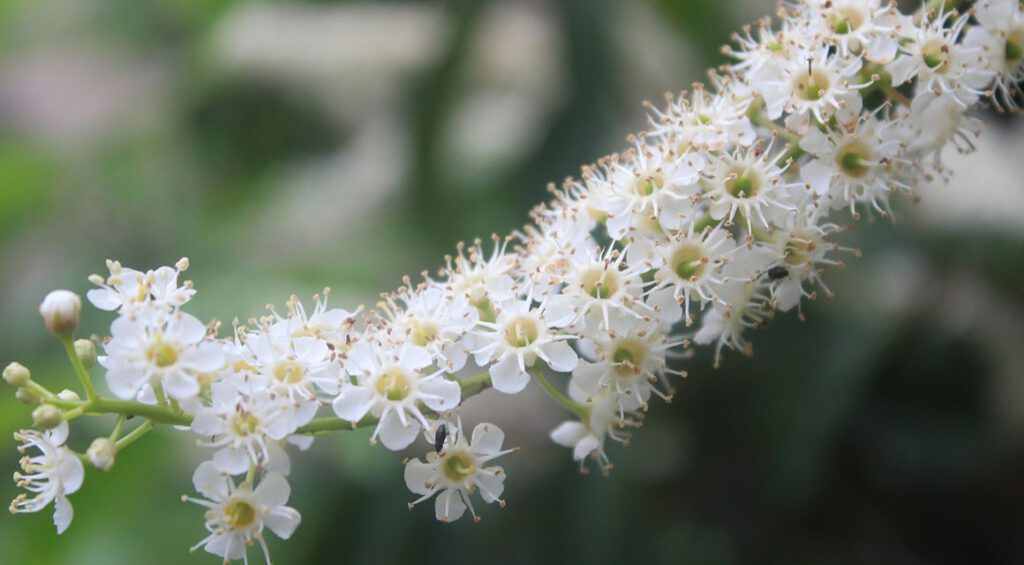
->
6, 0, 1023, 562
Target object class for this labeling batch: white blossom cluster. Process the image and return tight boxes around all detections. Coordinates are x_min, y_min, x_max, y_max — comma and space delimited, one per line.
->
7, 0, 1023, 562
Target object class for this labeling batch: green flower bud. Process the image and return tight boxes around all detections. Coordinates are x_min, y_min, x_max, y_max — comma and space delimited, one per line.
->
87, 438, 118, 471
3, 362, 31, 387
32, 404, 63, 430
57, 389, 82, 403
15, 387, 41, 405
74, 339, 97, 370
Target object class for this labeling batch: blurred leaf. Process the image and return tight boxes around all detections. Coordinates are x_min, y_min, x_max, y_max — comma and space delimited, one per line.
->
0, 143, 58, 235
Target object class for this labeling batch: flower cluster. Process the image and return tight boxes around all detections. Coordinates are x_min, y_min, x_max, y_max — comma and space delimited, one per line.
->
6, 0, 1022, 562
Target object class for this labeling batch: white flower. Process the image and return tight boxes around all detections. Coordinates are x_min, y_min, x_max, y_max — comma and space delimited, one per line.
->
444, 237, 517, 323
549, 387, 630, 474
571, 315, 680, 417
888, 10, 994, 108
646, 85, 755, 151
240, 329, 338, 419
724, 17, 797, 80
185, 462, 300, 564
191, 379, 296, 475
10, 422, 84, 534
100, 310, 224, 401
39, 290, 81, 337
693, 246, 776, 367
763, 216, 845, 311
519, 211, 597, 298
333, 341, 460, 450
383, 284, 479, 372
964, 0, 1024, 108
704, 144, 799, 228
906, 91, 985, 167
273, 290, 358, 348
87, 258, 195, 314
799, 113, 913, 217
594, 141, 705, 239
468, 299, 578, 394
651, 224, 735, 325
808, 0, 907, 63
759, 46, 865, 123
546, 246, 649, 332
404, 421, 513, 522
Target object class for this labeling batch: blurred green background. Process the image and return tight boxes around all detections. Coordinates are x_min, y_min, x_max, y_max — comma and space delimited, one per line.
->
2, 1, 1024, 563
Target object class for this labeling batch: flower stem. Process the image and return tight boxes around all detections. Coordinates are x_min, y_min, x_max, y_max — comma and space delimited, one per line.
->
110, 414, 127, 440
295, 414, 378, 435
61, 336, 97, 401
455, 371, 491, 397
94, 398, 191, 425
115, 419, 154, 449
529, 366, 590, 419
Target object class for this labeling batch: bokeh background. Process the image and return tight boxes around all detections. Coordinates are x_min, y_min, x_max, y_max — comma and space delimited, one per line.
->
2, 1, 1024, 563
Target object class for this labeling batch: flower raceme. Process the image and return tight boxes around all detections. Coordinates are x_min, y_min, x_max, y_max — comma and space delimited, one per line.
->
5, 0, 1023, 562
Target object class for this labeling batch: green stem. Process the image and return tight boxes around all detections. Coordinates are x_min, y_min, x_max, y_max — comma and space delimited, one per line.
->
115, 420, 154, 449
61, 336, 97, 401
878, 80, 912, 107
529, 366, 590, 419
80, 398, 192, 426
110, 414, 127, 440
25, 381, 56, 401
296, 415, 377, 435
62, 406, 85, 420
153, 384, 168, 407
455, 371, 492, 397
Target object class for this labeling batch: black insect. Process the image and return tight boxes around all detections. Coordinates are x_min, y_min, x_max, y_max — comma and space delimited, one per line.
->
766, 266, 789, 281
434, 424, 448, 453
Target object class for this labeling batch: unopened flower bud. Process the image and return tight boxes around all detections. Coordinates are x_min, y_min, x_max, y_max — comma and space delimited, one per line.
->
87, 438, 118, 471
15, 387, 41, 405
39, 290, 81, 338
57, 389, 82, 403
74, 339, 97, 369
32, 404, 63, 430
3, 362, 31, 387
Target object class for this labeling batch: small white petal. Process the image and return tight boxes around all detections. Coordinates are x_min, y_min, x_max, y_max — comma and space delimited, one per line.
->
332, 386, 375, 422
489, 355, 529, 395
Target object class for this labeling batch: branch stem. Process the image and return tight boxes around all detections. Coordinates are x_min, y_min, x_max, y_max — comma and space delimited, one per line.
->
61, 336, 97, 401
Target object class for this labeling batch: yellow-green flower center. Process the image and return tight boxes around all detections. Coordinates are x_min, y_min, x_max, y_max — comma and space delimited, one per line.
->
831, 6, 865, 35
410, 320, 440, 346
441, 450, 477, 483
611, 339, 646, 377
504, 316, 540, 348
273, 360, 305, 384
223, 499, 257, 530
376, 367, 412, 401
581, 268, 621, 299
147, 340, 179, 368
922, 40, 950, 73
783, 232, 817, 267
670, 244, 708, 281
1006, 29, 1023, 63
794, 67, 832, 101
635, 172, 665, 196
230, 413, 261, 436
725, 166, 761, 198
836, 141, 872, 178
